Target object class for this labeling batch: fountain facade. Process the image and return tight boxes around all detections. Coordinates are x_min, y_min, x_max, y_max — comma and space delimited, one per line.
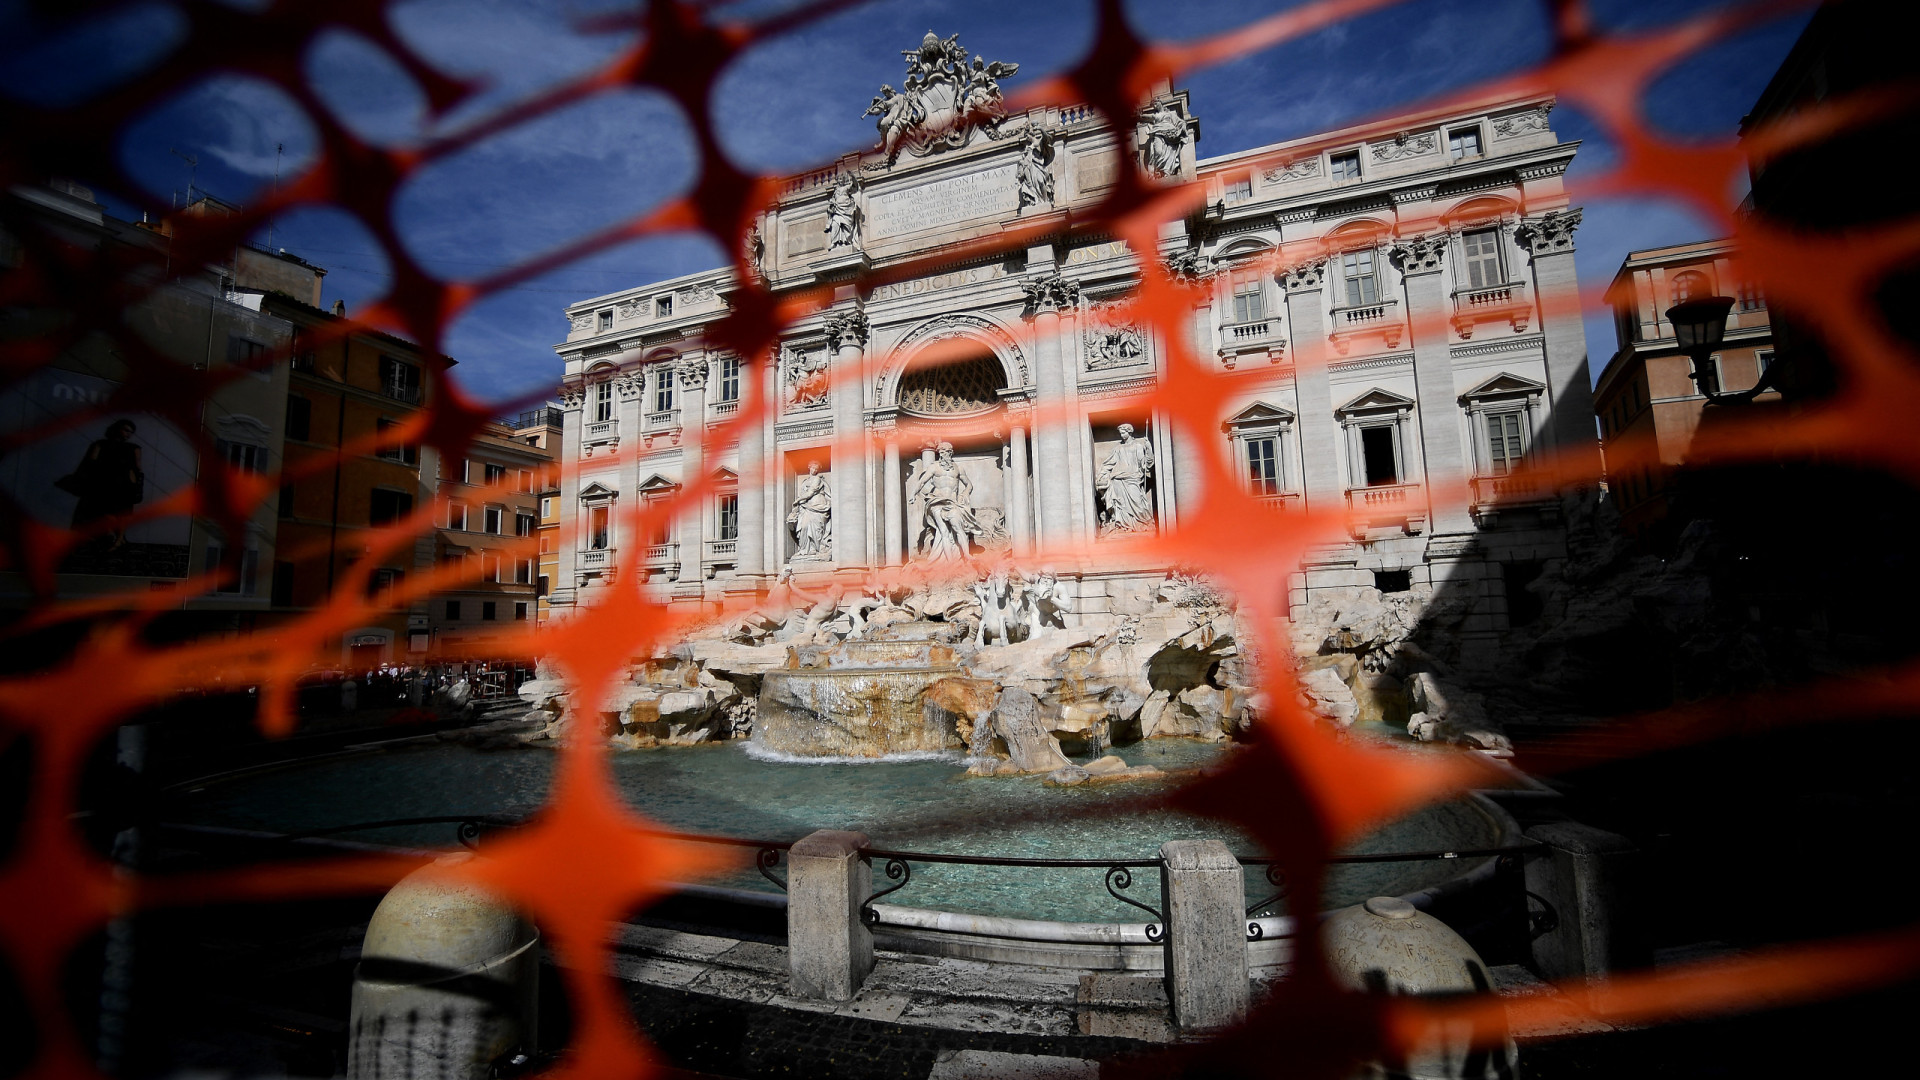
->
754, 640, 965, 757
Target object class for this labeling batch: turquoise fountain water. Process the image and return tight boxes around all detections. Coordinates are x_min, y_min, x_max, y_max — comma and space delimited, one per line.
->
170, 736, 1501, 923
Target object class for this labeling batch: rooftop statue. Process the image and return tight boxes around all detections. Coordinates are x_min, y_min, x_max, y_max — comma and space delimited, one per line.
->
866, 31, 1019, 164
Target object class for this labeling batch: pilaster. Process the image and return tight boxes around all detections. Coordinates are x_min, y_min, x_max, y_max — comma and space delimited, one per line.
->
1280, 260, 1342, 512
825, 308, 870, 570
1390, 234, 1474, 534
1516, 210, 1600, 479
1022, 272, 1078, 551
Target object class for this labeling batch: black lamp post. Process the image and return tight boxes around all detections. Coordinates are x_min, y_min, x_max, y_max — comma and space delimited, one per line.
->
1665, 295, 1773, 404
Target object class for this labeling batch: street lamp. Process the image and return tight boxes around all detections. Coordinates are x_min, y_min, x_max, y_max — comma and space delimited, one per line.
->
1666, 295, 1773, 404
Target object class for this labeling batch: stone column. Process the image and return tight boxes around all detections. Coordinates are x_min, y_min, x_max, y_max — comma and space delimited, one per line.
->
787, 829, 874, 1001
552, 385, 585, 609
1158, 839, 1248, 1032
1007, 421, 1032, 555
1391, 236, 1474, 534
1281, 261, 1343, 512
1022, 273, 1078, 551
825, 309, 870, 570
675, 355, 708, 588
1516, 210, 1602, 478
735, 354, 765, 581
882, 436, 902, 567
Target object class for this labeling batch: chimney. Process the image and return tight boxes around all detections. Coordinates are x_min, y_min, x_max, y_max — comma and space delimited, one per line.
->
332, 299, 346, 316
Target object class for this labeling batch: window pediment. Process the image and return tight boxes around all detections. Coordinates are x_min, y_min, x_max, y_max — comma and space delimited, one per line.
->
1460, 372, 1545, 402
578, 481, 618, 501
1336, 387, 1415, 415
637, 473, 680, 495
1225, 401, 1296, 429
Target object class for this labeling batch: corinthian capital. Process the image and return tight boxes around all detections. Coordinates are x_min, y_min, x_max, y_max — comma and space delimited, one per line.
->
1161, 249, 1214, 284
677, 355, 709, 390
1020, 273, 1080, 317
1388, 234, 1447, 275
1279, 259, 1327, 293
823, 308, 870, 351
1514, 209, 1582, 255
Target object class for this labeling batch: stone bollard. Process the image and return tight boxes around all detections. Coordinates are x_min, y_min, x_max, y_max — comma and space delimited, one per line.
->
1158, 839, 1249, 1031
349, 852, 539, 1080
787, 829, 874, 1001
1325, 896, 1518, 1078
1524, 822, 1645, 982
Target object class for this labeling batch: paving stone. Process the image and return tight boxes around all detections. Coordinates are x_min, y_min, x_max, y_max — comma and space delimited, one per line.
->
840, 992, 912, 1023
686, 966, 777, 1004
607, 955, 705, 987
928, 1049, 1100, 1078
712, 939, 789, 974
610, 923, 738, 960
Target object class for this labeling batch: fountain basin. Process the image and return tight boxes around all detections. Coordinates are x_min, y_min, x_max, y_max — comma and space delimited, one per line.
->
756, 665, 965, 757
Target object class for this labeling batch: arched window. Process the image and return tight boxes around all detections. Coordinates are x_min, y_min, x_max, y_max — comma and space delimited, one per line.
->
1671, 271, 1709, 304
897, 351, 1006, 416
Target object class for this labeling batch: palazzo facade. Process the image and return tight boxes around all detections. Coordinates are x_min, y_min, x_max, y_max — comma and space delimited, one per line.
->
550, 33, 1596, 645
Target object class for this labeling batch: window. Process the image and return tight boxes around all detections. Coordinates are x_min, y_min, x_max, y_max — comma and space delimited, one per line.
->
226, 335, 267, 371
219, 439, 267, 474
206, 542, 259, 595
1230, 269, 1266, 324
446, 600, 461, 620
537, 575, 549, 597
516, 513, 535, 537
1484, 411, 1525, 475
375, 418, 417, 465
515, 559, 533, 585
596, 309, 612, 332
718, 493, 739, 541
539, 533, 553, 554
1504, 561, 1545, 628
1247, 436, 1280, 496
482, 601, 497, 621
656, 295, 673, 318
517, 469, 533, 493
588, 505, 610, 549
379, 356, 421, 403
286, 395, 311, 441
291, 329, 316, 372
447, 500, 467, 530
1341, 250, 1379, 307
1448, 127, 1482, 161
1670, 270, 1708, 305
1375, 569, 1412, 593
541, 496, 555, 517
1223, 174, 1252, 203
1757, 349, 1774, 373
1360, 425, 1399, 486
482, 553, 501, 582
654, 366, 675, 412
515, 602, 529, 621
1461, 228, 1504, 290
1329, 151, 1361, 182
279, 483, 295, 519
369, 488, 412, 526
271, 561, 295, 607
719, 356, 741, 403
484, 505, 503, 534
484, 463, 507, 485
1738, 282, 1765, 311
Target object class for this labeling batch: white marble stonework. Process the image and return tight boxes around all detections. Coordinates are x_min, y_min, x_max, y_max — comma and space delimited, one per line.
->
549, 31, 1596, 646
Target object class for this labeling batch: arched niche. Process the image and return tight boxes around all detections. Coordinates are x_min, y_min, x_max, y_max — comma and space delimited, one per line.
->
875, 314, 1029, 409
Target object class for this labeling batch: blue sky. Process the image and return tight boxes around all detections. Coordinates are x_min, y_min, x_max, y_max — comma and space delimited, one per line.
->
2, 0, 1810, 410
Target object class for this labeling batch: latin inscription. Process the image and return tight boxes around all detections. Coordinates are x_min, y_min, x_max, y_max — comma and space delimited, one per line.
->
1066, 240, 1131, 265
868, 164, 1018, 239
783, 215, 826, 258
871, 264, 1007, 302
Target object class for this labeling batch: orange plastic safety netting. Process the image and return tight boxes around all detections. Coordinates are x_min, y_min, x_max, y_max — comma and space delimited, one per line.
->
4, 0, 1920, 1077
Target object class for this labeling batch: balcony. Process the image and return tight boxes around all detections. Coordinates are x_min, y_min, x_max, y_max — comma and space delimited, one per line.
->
1327, 299, 1404, 355
705, 538, 739, 561
643, 408, 683, 447
1344, 482, 1426, 537
578, 547, 613, 569
1450, 282, 1532, 338
645, 542, 679, 565
1253, 490, 1302, 509
711, 399, 740, 417
1217, 318, 1286, 366
1469, 471, 1557, 523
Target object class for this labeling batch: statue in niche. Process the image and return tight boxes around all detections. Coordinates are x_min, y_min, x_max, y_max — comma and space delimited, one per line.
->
788, 459, 832, 560
910, 441, 978, 563
782, 345, 828, 408
1015, 126, 1054, 209
825, 178, 860, 251
903, 443, 937, 558
1138, 101, 1187, 179
1096, 423, 1156, 534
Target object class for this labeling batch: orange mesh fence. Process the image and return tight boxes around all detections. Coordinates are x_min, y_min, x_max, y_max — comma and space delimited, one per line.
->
3, 0, 1918, 1077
